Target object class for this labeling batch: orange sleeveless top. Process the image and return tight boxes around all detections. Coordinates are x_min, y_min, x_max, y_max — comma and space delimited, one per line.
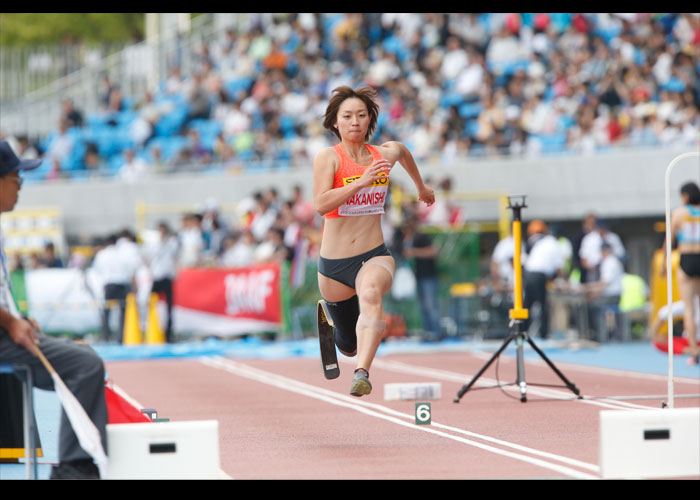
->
325, 144, 389, 219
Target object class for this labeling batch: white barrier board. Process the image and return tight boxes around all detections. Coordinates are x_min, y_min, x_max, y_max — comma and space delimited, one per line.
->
599, 408, 700, 479
106, 420, 220, 479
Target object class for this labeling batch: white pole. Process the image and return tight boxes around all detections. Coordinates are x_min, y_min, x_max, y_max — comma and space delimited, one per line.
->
664, 151, 700, 409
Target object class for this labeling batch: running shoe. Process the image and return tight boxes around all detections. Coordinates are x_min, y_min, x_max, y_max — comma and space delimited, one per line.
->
350, 368, 372, 397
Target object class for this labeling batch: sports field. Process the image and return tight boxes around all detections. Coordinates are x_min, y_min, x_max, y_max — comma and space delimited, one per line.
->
3, 337, 699, 480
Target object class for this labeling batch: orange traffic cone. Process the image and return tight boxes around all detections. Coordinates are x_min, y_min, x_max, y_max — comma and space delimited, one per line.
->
122, 293, 142, 345
145, 293, 166, 344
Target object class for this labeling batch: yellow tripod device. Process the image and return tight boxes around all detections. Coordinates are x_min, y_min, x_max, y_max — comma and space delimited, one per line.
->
454, 196, 582, 403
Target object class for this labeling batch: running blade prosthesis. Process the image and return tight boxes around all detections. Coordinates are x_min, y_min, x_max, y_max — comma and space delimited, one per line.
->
318, 300, 340, 379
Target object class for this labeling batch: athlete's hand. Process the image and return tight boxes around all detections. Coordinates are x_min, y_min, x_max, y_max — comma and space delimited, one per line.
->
358, 160, 392, 188
7, 316, 40, 355
418, 184, 435, 206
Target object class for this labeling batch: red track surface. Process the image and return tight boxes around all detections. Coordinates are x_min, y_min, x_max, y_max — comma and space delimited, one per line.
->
105, 350, 700, 480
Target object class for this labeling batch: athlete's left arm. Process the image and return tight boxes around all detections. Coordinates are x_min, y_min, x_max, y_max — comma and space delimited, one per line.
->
381, 141, 435, 206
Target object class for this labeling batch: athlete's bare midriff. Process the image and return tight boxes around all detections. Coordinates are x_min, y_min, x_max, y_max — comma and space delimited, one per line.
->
678, 242, 700, 254
674, 206, 700, 254
319, 214, 385, 259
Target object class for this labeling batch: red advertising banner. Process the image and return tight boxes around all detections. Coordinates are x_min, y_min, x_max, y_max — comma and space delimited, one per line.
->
172, 263, 281, 336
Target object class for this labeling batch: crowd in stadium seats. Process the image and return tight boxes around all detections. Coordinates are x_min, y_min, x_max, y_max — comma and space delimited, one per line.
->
3, 13, 698, 183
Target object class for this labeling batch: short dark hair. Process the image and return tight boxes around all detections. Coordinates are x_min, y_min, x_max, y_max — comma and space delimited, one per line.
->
157, 220, 172, 234
323, 85, 379, 141
680, 181, 700, 205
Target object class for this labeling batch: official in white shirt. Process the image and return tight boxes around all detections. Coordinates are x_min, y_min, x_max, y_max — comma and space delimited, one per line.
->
490, 234, 526, 292
145, 222, 179, 342
92, 231, 142, 343
522, 220, 566, 339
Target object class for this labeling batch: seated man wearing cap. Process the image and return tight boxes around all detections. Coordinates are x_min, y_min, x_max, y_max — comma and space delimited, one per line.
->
0, 140, 108, 479
585, 241, 625, 341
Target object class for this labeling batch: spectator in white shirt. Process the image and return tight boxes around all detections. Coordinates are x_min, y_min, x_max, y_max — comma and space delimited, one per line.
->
220, 230, 255, 268
440, 35, 469, 81
120, 149, 148, 183
45, 119, 75, 171
250, 195, 278, 242
522, 220, 565, 339
178, 213, 205, 268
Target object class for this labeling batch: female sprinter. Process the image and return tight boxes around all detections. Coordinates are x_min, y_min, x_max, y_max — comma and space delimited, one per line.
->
663, 181, 700, 363
313, 85, 435, 396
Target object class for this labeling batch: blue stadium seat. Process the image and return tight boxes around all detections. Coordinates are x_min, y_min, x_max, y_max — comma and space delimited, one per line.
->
186, 119, 222, 150
487, 59, 529, 77
661, 77, 685, 93
22, 159, 52, 182
250, 110, 265, 131
116, 110, 139, 128
464, 119, 480, 138
382, 35, 408, 62
224, 77, 253, 99
121, 96, 135, 110
86, 112, 109, 129
285, 57, 299, 77
549, 13, 572, 32
535, 132, 568, 155
557, 115, 576, 132
237, 148, 256, 162
593, 25, 622, 44
458, 102, 483, 119
107, 152, 125, 174
520, 13, 535, 28
146, 135, 189, 163
37, 132, 56, 155
439, 92, 464, 109
279, 114, 296, 135
154, 104, 190, 137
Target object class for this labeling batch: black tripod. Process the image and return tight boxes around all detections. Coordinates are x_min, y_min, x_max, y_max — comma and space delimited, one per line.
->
453, 196, 582, 403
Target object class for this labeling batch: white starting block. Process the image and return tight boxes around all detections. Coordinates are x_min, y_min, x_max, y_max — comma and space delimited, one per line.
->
384, 382, 441, 401
599, 407, 700, 479
105, 420, 220, 479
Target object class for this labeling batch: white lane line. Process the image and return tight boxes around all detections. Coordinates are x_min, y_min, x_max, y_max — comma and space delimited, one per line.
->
365, 357, 665, 410
469, 349, 700, 385
200, 356, 600, 479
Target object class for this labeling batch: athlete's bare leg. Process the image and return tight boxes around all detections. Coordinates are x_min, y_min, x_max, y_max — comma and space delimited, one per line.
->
678, 268, 700, 358
353, 256, 395, 371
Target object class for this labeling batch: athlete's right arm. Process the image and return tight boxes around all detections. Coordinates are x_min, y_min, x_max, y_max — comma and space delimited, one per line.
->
0, 306, 39, 354
312, 148, 391, 216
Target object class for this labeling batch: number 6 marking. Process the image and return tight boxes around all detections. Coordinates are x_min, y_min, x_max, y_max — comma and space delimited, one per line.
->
415, 402, 431, 425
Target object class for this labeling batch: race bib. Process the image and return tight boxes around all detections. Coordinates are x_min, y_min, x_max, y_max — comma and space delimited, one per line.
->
680, 218, 700, 242
338, 174, 389, 217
